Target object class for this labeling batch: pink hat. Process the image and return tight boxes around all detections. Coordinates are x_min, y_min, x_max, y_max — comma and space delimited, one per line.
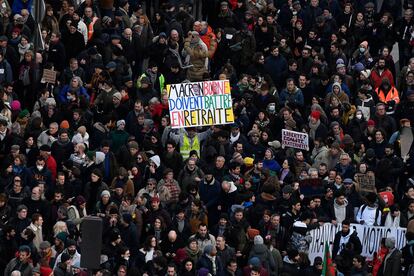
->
10, 100, 21, 111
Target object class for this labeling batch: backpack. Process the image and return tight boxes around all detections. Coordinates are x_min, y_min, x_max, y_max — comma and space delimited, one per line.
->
360, 204, 380, 226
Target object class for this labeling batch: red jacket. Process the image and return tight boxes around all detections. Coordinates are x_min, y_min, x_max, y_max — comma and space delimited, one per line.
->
46, 155, 57, 182
370, 68, 394, 89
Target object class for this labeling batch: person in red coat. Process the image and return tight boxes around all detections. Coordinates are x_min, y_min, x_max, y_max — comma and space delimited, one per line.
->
370, 56, 395, 89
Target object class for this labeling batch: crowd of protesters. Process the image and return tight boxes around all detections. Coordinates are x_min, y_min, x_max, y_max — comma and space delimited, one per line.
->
2, 0, 414, 275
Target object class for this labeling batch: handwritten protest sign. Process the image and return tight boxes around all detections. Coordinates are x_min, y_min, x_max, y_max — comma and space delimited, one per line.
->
308, 223, 406, 264
41, 69, 57, 84
355, 173, 376, 194
282, 129, 309, 151
167, 80, 234, 128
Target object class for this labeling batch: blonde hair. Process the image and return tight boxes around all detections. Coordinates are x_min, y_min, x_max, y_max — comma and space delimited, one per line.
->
53, 221, 69, 236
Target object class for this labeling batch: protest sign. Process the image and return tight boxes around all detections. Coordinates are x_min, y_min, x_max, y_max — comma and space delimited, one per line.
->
281, 129, 309, 150
167, 80, 234, 128
41, 68, 57, 84
308, 223, 406, 264
355, 173, 376, 194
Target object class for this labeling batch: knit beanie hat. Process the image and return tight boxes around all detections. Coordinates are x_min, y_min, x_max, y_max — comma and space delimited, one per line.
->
254, 235, 264, 245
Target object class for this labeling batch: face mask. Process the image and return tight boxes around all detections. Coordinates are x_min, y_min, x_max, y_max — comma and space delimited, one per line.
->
359, 47, 366, 53
356, 114, 362, 119
67, 95, 73, 100
267, 104, 275, 114
37, 165, 44, 171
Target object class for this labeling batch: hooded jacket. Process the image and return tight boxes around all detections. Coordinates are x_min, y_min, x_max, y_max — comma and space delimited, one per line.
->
290, 221, 312, 253
332, 227, 362, 258
328, 198, 354, 223
249, 235, 276, 273
325, 82, 350, 106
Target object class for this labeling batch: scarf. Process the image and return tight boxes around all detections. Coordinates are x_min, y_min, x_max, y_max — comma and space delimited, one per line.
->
218, 225, 226, 236
186, 246, 199, 258
13, 165, 23, 174
308, 120, 320, 140
168, 47, 185, 68
177, 220, 184, 232
230, 132, 240, 144
18, 43, 31, 60
334, 199, 347, 224
354, 19, 365, 28
146, 69, 157, 87
0, 129, 6, 140
144, 248, 154, 263
206, 254, 217, 274
384, 213, 401, 228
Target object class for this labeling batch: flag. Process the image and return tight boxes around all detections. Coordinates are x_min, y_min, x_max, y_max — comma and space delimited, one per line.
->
322, 242, 335, 276
33, 0, 45, 51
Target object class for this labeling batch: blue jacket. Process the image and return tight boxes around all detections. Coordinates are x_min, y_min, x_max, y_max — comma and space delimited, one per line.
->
279, 87, 304, 107
262, 159, 281, 173
59, 85, 90, 103
12, 0, 33, 14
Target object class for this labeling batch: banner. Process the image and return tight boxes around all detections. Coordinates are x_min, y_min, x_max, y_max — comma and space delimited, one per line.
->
167, 80, 234, 128
308, 223, 406, 264
281, 129, 309, 150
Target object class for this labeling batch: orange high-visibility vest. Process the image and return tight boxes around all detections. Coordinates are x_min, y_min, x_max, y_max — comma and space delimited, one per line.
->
375, 86, 400, 104
87, 17, 98, 41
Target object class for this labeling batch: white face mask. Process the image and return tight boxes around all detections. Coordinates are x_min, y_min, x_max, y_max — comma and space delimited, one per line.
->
37, 165, 44, 171
356, 114, 362, 119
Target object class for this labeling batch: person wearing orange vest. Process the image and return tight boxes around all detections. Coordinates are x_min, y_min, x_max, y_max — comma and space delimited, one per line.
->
83, 7, 99, 42
194, 21, 218, 59
375, 78, 400, 115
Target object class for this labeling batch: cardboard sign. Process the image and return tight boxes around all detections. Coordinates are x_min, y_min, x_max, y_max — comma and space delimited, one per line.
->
41, 69, 57, 84
167, 80, 234, 128
282, 129, 309, 151
355, 173, 376, 193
